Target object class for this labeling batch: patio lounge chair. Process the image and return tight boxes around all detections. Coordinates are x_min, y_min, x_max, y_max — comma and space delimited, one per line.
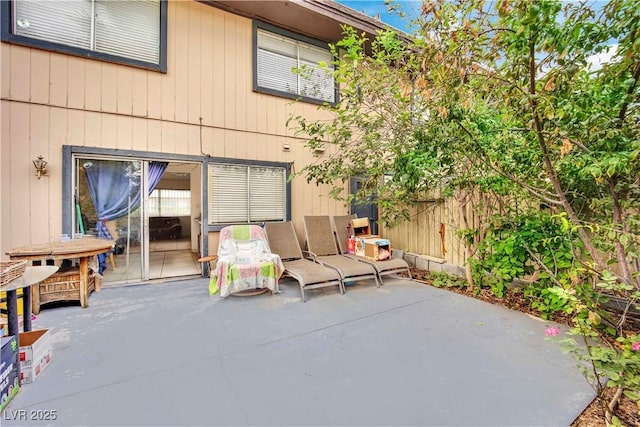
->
332, 215, 412, 284
303, 216, 380, 287
264, 222, 344, 302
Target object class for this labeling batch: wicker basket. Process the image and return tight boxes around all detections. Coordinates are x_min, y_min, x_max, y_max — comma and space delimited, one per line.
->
0, 260, 28, 287
32, 267, 96, 314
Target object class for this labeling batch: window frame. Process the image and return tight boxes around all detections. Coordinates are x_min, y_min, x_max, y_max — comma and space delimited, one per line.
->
253, 20, 338, 105
0, 0, 168, 73
149, 189, 192, 217
207, 158, 291, 229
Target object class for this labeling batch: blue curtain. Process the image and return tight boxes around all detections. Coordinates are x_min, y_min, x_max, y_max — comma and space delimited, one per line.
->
84, 160, 168, 273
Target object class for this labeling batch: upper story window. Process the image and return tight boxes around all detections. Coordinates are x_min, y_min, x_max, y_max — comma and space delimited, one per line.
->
254, 22, 336, 104
1, 0, 167, 72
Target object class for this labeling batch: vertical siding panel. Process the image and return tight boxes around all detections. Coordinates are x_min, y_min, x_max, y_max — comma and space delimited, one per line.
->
174, 1, 189, 122
10, 103, 31, 245
85, 111, 101, 147
254, 95, 267, 133
235, 131, 247, 160
202, 127, 217, 157
67, 110, 85, 147
49, 107, 68, 149
286, 102, 303, 138
67, 57, 86, 109
212, 11, 225, 128
161, 65, 176, 120
246, 96, 257, 133
161, 121, 176, 154
148, 120, 162, 152
147, 73, 162, 119
49, 55, 68, 106
29, 105, 50, 239
223, 129, 236, 158
132, 69, 148, 117
273, 130, 284, 163
1, 102, 10, 255
84, 61, 101, 111
188, 125, 200, 156
10, 46, 30, 101
30, 50, 50, 104
1, 45, 11, 99
132, 118, 147, 152
200, 8, 214, 126
101, 114, 117, 149
188, 4, 202, 124
174, 123, 187, 155
223, 15, 236, 129
234, 19, 248, 131
117, 116, 133, 150
266, 96, 278, 135
117, 67, 133, 115
101, 64, 118, 113
162, 0, 177, 121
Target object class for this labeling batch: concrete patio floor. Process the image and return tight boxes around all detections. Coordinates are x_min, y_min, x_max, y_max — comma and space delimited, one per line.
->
3, 276, 594, 426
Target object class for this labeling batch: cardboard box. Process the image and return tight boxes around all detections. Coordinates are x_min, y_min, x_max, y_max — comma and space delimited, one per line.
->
363, 238, 391, 261
18, 329, 52, 384
350, 218, 372, 236
1, 335, 20, 412
20, 347, 52, 384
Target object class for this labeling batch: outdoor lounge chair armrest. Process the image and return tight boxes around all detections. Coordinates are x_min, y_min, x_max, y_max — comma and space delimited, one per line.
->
302, 250, 318, 261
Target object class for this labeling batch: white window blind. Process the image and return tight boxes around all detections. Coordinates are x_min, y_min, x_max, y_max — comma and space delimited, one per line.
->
249, 166, 286, 222
256, 28, 334, 103
208, 164, 286, 225
15, 0, 92, 50
149, 189, 191, 217
95, 0, 160, 64
13, 0, 160, 65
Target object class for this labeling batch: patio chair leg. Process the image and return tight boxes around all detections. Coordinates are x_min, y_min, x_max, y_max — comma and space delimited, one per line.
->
300, 286, 306, 302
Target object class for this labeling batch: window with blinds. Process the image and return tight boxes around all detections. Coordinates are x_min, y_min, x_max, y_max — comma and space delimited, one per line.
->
9, 0, 162, 67
149, 189, 191, 217
208, 164, 287, 225
255, 26, 335, 103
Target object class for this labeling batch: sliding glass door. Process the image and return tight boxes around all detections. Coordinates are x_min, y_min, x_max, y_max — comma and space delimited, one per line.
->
75, 157, 145, 285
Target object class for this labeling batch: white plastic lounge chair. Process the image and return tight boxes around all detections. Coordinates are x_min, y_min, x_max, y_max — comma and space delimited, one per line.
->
264, 222, 343, 302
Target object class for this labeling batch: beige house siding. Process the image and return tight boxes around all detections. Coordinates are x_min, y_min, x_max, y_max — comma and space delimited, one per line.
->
0, 0, 347, 259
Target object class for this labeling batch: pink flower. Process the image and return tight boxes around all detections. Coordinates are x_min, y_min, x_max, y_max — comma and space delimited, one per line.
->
545, 326, 560, 337
631, 342, 640, 351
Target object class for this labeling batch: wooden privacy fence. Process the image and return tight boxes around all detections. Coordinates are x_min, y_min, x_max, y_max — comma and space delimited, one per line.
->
381, 192, 486, 271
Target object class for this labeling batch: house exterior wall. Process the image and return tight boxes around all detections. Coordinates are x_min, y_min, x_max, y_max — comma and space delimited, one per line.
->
0, 0, 347, 259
